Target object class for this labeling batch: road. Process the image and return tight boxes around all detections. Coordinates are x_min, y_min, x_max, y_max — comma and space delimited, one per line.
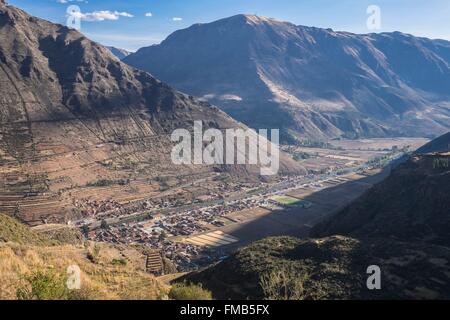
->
80, 150, 405, 231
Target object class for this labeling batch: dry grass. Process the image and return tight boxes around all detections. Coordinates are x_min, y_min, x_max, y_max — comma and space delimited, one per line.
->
0, 242, 169, 300
0, 214, 54, 246
0, 213, 169, 300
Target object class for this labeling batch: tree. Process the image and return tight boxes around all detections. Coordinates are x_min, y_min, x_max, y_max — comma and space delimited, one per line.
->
100, 220, 109, 230
80, 224, 89, 237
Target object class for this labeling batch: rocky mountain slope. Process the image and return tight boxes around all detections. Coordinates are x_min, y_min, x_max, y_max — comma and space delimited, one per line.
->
415, 132, 450, 154
0, 3, 303, 224
125, 14, 450, 141
312, 153, 450, 245
105, 46, 131, 60
185, 143, 450, 299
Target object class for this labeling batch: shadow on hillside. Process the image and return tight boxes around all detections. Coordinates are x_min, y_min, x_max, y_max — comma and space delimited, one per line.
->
214, 167, 391, 255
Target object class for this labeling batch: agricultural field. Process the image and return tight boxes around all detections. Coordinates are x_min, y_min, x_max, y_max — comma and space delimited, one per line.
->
270, 195, 302, 206
283, 137, 429, 174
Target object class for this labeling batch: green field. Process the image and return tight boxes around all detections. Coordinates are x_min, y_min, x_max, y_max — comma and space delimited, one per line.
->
270, 195, 313, 208
270, 195, 302, 206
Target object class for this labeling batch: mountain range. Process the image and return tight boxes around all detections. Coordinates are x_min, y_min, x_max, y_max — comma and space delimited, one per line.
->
0, 2, 302, 224
125, 14, 450, 142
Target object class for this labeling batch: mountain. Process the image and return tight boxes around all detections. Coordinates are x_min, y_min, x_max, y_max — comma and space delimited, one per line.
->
312, 153, 450, 246
124, 14, 450, 142
415, 131, 450, 154
185, 150, 450, 299
105, 46, 131, 60
0, 3, 303, 224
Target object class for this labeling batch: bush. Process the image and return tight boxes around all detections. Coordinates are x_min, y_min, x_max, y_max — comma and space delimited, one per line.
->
100, 220, 109, 230
111, 258, 127, 266
259, 266, 308, 300
169, 283, 213, 300
16, 269, 88, 300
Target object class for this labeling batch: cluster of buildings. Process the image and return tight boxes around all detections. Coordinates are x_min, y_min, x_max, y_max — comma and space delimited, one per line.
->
79, 175, 316, 270
73, 198, 125, 219
90, 222, 204, 270
85, 193, 271, 269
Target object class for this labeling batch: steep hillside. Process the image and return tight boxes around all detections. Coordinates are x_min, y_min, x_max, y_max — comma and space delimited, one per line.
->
186, 235, 450, 299
312, 154, 450, 246
415, 132, 450, 154
0, 213, 52, 245
0, 3, 303, 224
125, 14, 450, 141
0, 212, 168, 300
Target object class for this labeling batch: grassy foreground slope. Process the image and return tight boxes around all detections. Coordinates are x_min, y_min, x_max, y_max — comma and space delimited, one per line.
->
0, 214, 168, 300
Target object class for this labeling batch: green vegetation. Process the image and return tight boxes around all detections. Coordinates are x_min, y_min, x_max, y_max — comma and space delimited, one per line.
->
270, 195, 302, 206
292, 151, 312, 161
87, 179, 130, 187
111, 258, 127, 266
16, 269, 88, 300
185, 236, 395, 300
260, 266, 309, 300
169, 283, 213, 300
296, 139, 343, 150
100, 219, 109, 230
81, 225, 89, 237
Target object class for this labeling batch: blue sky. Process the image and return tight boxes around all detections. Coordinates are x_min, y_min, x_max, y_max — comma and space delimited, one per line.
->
7, 0, 450, 51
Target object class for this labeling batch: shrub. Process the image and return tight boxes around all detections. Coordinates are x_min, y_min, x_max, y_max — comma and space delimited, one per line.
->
259, 266, 308, 300
100, 220, 109, 230
80, 225, 89, 237
16, 269, 88, 300
169, 283, 213, 300
111, 258, 127, 266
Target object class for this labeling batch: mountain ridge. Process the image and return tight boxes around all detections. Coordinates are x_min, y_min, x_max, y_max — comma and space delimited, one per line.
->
0, 4, 303, 224
125, 14, 450, 141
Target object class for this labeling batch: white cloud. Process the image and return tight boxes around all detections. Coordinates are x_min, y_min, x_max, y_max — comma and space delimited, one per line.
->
145, 12, 153, 17
70, 10, 134, 22
172, 17, 183, 21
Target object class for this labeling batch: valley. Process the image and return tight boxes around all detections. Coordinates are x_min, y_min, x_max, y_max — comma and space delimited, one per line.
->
68, 137, 426, 271
1, 0, 449, 301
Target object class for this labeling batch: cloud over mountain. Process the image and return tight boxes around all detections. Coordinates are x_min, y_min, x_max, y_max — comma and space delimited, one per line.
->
69, 10, 134, 22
